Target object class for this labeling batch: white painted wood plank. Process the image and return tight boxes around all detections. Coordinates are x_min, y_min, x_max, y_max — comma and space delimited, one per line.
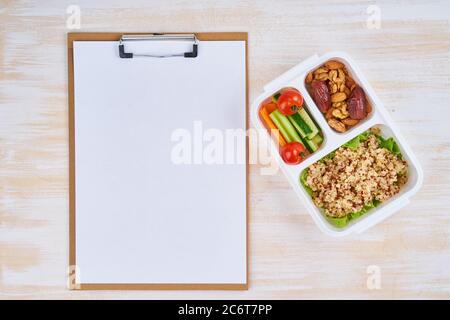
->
0, 0, 449, 299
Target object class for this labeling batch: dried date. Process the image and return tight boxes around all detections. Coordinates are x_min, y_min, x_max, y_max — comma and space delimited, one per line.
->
311, 80, 331, 113
348, 86, 368, 120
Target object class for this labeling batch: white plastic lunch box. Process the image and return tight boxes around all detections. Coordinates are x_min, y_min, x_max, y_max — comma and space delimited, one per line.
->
251, 52, 423, 236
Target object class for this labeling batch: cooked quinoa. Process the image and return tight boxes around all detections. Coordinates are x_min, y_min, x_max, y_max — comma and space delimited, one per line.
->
305, 133, 408, 218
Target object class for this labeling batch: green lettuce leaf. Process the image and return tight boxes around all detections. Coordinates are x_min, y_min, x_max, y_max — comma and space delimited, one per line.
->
326, 215, 348, 228
328, 200, 383, 228
300, 169, 313, 196
349, 199, 382, 220
343, 136, 361, 149
359, 130, 372, 141
343, 131, 373, 150
380, 137, 402, 157
321, 150, 336, 162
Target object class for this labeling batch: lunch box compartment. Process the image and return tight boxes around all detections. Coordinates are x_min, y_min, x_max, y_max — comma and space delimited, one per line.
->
300, 56, 375, 134
298, 124, 422, 234
257, 87, 326, 160
251, 52, 423, 236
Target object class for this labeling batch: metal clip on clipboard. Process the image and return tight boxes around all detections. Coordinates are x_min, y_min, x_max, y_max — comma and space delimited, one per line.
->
118, 34, 198, 59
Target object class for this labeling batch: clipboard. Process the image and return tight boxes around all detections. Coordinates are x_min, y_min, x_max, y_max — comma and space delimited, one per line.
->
68, 32, 248, 290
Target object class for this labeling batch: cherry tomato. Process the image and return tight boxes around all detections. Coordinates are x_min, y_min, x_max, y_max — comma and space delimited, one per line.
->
277, 89, 304, 116
280, 142, 306, 165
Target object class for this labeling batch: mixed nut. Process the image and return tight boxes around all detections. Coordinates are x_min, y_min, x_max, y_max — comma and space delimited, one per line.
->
305, 60, 371, 133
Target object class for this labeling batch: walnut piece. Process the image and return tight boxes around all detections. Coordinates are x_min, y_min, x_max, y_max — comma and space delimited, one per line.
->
328, 118, 346, 132
325, 60, 345, 70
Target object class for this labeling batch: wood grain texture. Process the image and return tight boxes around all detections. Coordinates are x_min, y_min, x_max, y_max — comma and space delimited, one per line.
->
0, 0, 449, 299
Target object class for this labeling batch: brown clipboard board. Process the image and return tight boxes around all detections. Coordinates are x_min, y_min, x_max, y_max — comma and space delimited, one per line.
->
68, 32, 248, 290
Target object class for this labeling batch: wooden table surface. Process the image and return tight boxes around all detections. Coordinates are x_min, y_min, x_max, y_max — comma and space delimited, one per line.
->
1, 0, 449, 299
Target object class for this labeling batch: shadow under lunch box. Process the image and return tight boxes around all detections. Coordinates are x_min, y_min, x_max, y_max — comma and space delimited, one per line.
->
251, 52, 423, 236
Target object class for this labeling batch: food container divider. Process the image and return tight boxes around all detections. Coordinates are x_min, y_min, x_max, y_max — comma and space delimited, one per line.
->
251, 51, 423, 236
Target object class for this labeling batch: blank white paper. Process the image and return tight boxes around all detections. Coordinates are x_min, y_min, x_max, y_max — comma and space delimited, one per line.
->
73, 39, 246, 284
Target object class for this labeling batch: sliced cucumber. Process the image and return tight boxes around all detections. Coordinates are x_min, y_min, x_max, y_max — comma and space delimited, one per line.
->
311, 133, 323, 146
288, 113, 312, 138
274, 111, 302, 143
300, 136, 313, 153
298, 108, 319, 139
270, 110, 302, 143
269, 111, 292, 143
304, 137, 319, 153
